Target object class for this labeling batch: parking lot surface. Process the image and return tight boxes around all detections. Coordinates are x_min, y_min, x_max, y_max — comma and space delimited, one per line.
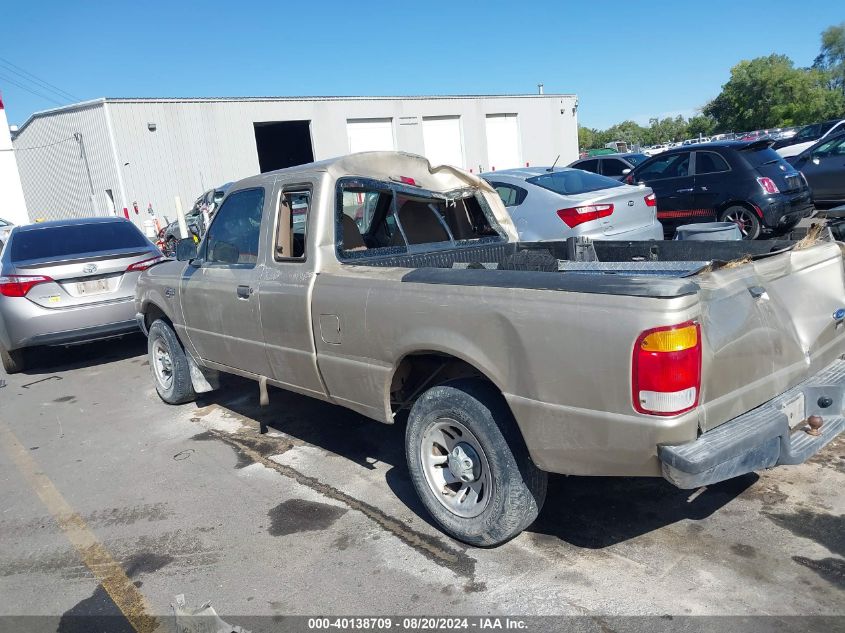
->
0, 336, 842, 631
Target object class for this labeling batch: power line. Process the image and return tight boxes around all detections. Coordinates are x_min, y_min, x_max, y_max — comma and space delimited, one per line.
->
0, 56, 79, 102
0, 72, 66, 107
0, 136, 77, 152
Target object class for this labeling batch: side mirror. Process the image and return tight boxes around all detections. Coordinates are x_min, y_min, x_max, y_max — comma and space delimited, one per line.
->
622, 168, 632, 175
175, 238, 198, 261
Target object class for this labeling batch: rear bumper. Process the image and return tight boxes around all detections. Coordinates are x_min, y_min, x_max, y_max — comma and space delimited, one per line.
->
660, 358, 845, 488
0, 296, 139, 350
758, 190, 814, 228
606, 221, 664, 241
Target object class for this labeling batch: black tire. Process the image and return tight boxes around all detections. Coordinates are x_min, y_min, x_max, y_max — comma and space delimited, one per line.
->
1, 345, 25, 374
405, 379, 547, 546
147, 319, 196, 404
720, 205, 761, 240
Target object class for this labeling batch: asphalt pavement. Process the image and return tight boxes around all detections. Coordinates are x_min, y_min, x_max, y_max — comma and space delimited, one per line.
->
0, 335, 842, 633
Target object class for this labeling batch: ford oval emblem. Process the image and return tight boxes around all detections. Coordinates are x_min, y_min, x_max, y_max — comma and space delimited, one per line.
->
83, 263, 98, 274
833, 308, 845, 321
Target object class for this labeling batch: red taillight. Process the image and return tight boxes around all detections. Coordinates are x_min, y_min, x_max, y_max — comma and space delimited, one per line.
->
625, 174, 634, 185
556, 204, 614, 228
126, 256, 166, 272
644, 193, 657, 207
757, 177, 779, 194
0, 275, 53, 297
632, 322, 702, 416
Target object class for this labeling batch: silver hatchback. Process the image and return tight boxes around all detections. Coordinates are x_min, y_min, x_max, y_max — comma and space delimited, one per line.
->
483, 167, 663, 242
0, 217, 164, 373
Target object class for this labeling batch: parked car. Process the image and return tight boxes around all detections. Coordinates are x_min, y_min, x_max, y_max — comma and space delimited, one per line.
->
482, 167, 662, 241
568, 152, 648, 179
0, 217, 14, 246
626, 140, 813, 239
787, 130, 845, 207
162, 183, 232, 252
643, 144, 669, 156
136, 151, 844, 546
0, 217, 164, 373
774, 119, 845, 158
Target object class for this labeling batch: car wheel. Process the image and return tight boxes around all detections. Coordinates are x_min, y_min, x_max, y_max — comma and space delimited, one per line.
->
0, 345, 25, 374
148, 319, 196, 404
720, 205, 761, 240
405, 378, 547, 546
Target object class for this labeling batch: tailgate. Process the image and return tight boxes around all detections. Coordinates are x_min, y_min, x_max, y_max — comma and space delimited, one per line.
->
698, 241, 845, 431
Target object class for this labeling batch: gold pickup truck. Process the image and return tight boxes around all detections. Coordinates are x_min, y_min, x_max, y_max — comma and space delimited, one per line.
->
136, 152, 845, 546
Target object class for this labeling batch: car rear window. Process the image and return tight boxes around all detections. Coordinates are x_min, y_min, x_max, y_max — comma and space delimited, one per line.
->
10, 222, 149, 262
526, 170, 622, 195
626, 154, 647, 166
741, 147, 786, 168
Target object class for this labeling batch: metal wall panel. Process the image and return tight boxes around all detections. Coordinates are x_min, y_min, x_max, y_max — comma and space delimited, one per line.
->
15, 95, 579, 228
12, 101, 120, 222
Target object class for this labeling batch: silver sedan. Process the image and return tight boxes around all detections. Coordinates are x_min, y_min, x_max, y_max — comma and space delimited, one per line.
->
0, 217, 164, 373
483, 167, 663, 242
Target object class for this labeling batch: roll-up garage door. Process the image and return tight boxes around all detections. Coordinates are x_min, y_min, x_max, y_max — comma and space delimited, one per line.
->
485, 114, 522, 171
422, 116, 465, 168
347, 118, 395, 153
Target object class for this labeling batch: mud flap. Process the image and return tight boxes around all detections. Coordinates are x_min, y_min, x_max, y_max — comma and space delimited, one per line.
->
187, 355, 220, 394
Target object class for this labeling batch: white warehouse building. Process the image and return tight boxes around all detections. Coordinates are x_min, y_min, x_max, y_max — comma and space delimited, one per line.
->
11, 94, 579, 225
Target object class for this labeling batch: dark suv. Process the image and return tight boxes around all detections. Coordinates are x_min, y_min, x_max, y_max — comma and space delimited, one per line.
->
626, 140, 813, 239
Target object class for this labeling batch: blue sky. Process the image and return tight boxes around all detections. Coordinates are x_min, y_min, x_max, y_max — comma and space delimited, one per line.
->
0, 1, 840, 129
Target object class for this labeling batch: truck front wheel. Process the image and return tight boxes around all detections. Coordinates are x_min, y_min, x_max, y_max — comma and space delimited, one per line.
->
148, 319, 196, 405
405, 379, 547, 546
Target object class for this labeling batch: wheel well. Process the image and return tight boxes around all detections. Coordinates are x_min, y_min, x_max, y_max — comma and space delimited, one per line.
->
143, 303, 172, 330
718, 200, 762, 219
390, 352, 497, 414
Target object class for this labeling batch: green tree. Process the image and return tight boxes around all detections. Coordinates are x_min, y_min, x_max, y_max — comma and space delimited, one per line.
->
704, 54, 844, 131
686, 115, 716, 139
814, 22, 845, 94
578, 125, 598, 151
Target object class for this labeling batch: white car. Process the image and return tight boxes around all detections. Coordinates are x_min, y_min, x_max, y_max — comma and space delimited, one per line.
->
643, 144, 668, 156
0, 217, 14, 246
775, 119, 845, 158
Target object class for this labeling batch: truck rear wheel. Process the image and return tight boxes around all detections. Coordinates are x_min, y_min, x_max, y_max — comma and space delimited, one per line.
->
148, 319, 196, 404
1, 345, 25, 374
405, 379, 547, 546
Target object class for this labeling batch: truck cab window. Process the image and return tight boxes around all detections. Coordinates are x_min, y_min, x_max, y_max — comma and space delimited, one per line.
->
275, 190, 311, 260
205, 188, 265, 265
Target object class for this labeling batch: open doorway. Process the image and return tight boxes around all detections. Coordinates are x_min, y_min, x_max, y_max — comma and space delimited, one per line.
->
253, 120, 315, 172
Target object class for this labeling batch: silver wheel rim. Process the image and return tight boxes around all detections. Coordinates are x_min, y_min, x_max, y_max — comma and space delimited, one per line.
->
152, 337, 174, 391
419, 418, 492, 518
724, 209, 756, 237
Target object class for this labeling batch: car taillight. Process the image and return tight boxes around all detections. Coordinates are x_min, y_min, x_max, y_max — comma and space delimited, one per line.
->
757, 177, 779, 194
632, 321, 701, 416
644, 193, 657, 207
126, 256, 167, 272
0, 275, 53, 297
625, 174, 634, 185
556, 204, 614, 228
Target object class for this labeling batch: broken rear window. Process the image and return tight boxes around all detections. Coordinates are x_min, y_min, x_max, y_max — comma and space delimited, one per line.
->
336, 179, 504, 260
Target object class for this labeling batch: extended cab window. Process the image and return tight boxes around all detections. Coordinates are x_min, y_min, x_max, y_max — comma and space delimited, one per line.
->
274, 189, 311, 260
205, 187, 264, 265
337, 179, 503, 259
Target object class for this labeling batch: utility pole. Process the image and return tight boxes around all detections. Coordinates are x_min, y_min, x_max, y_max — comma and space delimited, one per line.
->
74, 132, 99, 213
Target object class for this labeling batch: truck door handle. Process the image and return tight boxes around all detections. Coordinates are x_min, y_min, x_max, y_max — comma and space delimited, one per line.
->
676, 188, 694, 193
236, 285, 253, 299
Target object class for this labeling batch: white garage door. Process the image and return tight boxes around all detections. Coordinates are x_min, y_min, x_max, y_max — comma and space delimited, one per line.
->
347, 118, 395, 153
485, 114, 522, 171
422, 116, 464, 168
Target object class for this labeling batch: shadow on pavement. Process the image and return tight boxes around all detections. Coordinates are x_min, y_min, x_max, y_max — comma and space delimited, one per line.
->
198, 376, 755, 548
20, 333, 147, 375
